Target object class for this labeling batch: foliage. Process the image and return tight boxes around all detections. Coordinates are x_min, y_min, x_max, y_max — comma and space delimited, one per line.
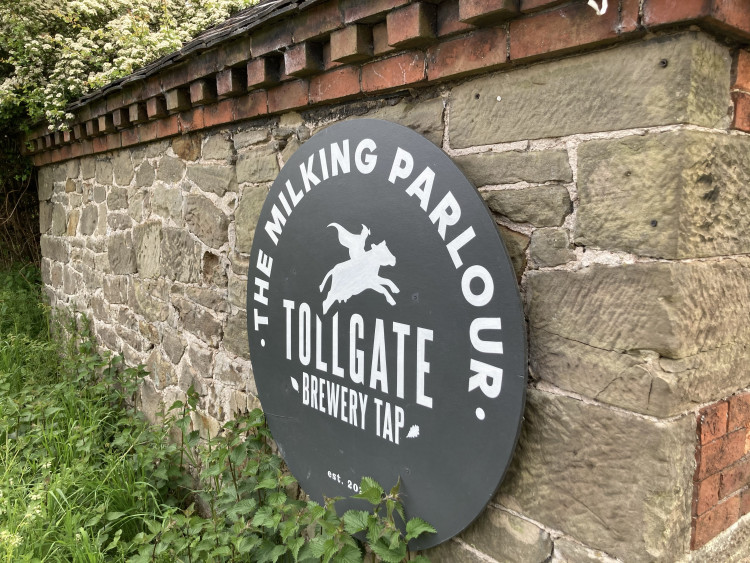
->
0, 266, 435, 562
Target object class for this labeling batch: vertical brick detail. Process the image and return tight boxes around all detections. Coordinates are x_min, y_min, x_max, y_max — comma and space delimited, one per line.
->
129, 103, 148, 124
111, 108, 130, 130
387, 3, 437, 48
146, 96, 168, 119
330, 25, 374, 63
734, 50, 750, 92
190, 79, 217, 105
165, 88, 191, 112
732, 92, 750, 132
247, 57, 280, 88
284, 42, 323, 77
692, 391, 750, 550
459, 0, 520, 24
98, 114, 115, 134
217, 68, 246, 98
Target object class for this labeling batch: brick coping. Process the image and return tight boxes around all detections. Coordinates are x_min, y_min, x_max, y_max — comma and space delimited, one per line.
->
25, 0, 750, 167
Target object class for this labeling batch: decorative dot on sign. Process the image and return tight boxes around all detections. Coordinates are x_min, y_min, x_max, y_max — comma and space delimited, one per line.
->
476, 408, 485, 420
261, 339, 266, 347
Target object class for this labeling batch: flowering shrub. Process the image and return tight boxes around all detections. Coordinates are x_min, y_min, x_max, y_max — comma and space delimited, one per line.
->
0, 0, 257, 130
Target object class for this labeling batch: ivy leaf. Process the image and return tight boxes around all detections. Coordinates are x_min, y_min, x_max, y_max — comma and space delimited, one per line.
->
342, 509, 370, 535
405, 517, 437, 541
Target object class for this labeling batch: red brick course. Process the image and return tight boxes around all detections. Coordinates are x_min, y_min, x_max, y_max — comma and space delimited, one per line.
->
362, 52, 426, 92
386, 3, 437, 49
310, 66, 361, 104
427, 26, 507, 81
692, 496, 740, 550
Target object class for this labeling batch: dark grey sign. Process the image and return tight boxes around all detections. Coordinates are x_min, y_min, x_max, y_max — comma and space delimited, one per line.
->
247, 119, 526, 549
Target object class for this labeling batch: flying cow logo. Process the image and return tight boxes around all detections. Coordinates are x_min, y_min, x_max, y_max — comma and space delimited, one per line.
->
319, 223, 400, 314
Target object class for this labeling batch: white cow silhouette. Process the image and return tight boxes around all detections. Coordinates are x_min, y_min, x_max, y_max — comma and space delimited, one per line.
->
319, 225, 399, 314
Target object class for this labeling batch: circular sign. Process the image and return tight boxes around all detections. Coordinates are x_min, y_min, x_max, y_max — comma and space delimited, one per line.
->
247, 119, 526, 549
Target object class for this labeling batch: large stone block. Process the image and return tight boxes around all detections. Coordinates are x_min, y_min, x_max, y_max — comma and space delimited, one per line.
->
161, 228, 201, 283
450, 33, 731, 148
235, 185, 269, 253
107, 186, 129, 211
113, 151, 134, 186
79, 205, 99, 236
497, 390, 694, 563
40, 235, 69, 263
461, 506, 552, 562
482, 185, 572, 227
50, 204, 66, 236
187, 164, 237, 196
528, 259, 750, 415
129, 278, 170, 323
107, 232, 137, 274
172, 296, 223, 347
136, 162, 156, 187
156, 155, 186, 184
202, 134, 235, 160
236, 145, 280, 184
576, 131, 750, 259
185, 194, 229, 249
95, 158, 113, 185
454, 150, 572, 186
134, 221, 162, 278
152, 186, 182, 220
38, 167, 54, 200
363, 98, 445, 146
224, 311, 250, 359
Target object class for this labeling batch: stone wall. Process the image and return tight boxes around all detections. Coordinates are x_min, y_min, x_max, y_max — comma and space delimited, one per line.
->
33, 12, 750, 563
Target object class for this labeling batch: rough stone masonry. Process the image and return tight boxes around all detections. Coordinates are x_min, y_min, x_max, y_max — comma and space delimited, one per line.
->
29, 0, 750, 560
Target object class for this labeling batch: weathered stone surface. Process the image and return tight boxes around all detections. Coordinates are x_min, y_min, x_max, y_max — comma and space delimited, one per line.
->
462, 506, 552, 562
427, 540, 488, 562
455, 150, 572, 186
129, 278, 170, 322
234, 129, 270, 149
185, 194, 229, 249
107, 213, 132, 231
187, 165, 237, 196
40, 235, 69, 263
224, 312, 249, 359
213, 353, 245, 385
103, 276, 128, 304
235, 185, 269, 253
134, 221, 162, 278
139, 321, 160, 345
81, 157, 95, 180
185, 286, 229, 313
552, 538, 621, 563
497, 225, 528, 281
50, 204, 66, 236
136, 162, 156, 187
95, 158, 113, 184
172, 135, 201, 161
202, 252, 227, 287
576, 131, 750, 259
451, 33, 731, 148
93, 185, 106, 203
38, 167, 54, 201
236, 146, 279, 184
39, 202, 53, 234
63, 266, 83, 295
108, 232, 137, 274
188, 344, 213, 377
496, 390, 694, 563
228, 274, 247, 309
96, 323, 120, 352
76, 205, 98, 236
160, 228, 201, 282
65, 179, 77, 193
364, 98, 445, 146
202, 134, 234, 160
66, 209, 80, 236
128, 189, 147, 221
528, 258, 750, 416
156, 156, 186, 183
172, 296, 223, 347
530, 228, 575, 268
152, 186, 182, 220
107, 187, 129, 210
162, 331, 187, 364
482, 185, 572, 227
113, 151, 134, 186
281, 136, 300, 163
147, 350, 177, 389
685, 516, 750, 563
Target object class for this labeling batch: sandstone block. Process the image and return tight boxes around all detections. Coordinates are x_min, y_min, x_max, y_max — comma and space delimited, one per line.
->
552, 538, 621, 563
63, 266, 83, 295
162, 331, 187, 364
185, 286, 229, 313
576, 131, 750, 259
81, 157, 95, 180
202, 134, 235, 160
529, 228, 575, 268
152, 186, 182, 220
161, 228, 201, 282
40, 235, 69, 263
482, 185, 571, 227
93, 185, 107, 203
39, 201, 53, 234
528, 258, 750, 415
363, 98, 444, 146
136, 162, 156, 187
497, 390, 694, 562
129, 278, 170, 323
107, 213, 132, 231
461, 506, 552, 562
103, 276, 128, 304
50, 204, 66, 236
146, 350, 177, 389
173, 296, 223, 347
95, 158, 113, 185
236, 146, 280, 184
235, 185, 269, 253
497, 225, 528, 281
128, 189, 148, 222
76, 205, 98, 237
66, 209, 80, 236
427, 539, 489, 562
224, 312, 250, 359
156, 155, 186, 184
202, 252, 227, 288
228, 274, 247, 309
107, 186, 129, 211
38, 167, 54, 200
134, 221, 162, 278
113, 151, 134, 186
189, 344, 214, 377
185, 194, 229, 249
233, 129, 270, 149
108, 232, 137, 274
454, 150, 572, 186
172, 135, 201, 161
450, 33, 731, 148
213, 353, 245, 385
187, 164, 237, 196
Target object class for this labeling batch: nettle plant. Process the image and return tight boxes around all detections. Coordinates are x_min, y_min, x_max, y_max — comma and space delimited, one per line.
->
0, 0, 258, 129
141, 387, 436, 563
